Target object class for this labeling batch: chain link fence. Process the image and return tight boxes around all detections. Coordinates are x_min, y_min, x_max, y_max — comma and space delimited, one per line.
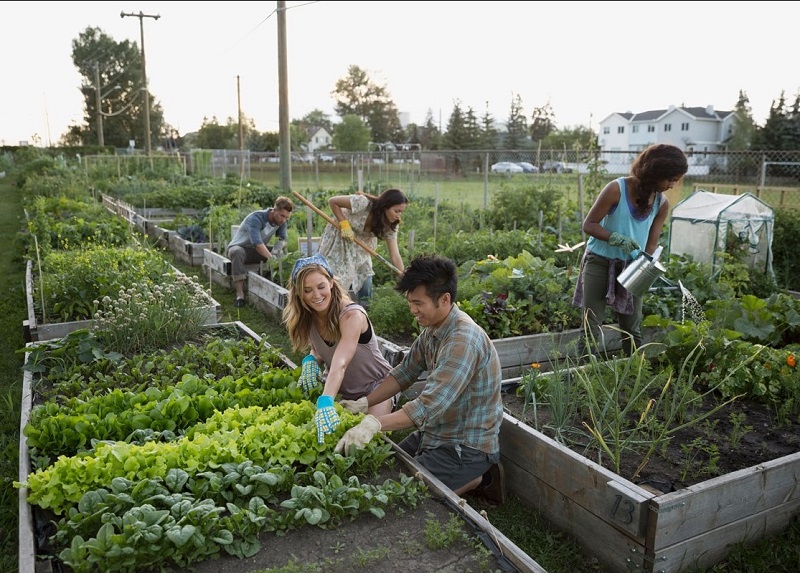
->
91, 148, 800, 210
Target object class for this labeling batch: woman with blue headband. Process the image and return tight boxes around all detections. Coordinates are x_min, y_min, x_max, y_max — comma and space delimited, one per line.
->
282, 253, 395, 443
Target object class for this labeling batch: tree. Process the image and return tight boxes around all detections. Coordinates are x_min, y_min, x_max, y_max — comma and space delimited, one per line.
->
295, 109, 333, 135
442, 100, 469, 150
478, 104, 499, 150
332, 114, 371, 151
67, 26, 165, 150
504, 93, 528, 149
418, 110, 442, 150
728, 90, 756, 151
193, 117, 238, 149
530, 102, 556, 143
758, 92, 791, 151
540, 126, 597, 151
331, 65, 402, 144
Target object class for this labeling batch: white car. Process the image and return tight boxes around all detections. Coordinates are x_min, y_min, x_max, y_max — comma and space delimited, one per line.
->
516, 162, 539, 173
491, 161, 524, 173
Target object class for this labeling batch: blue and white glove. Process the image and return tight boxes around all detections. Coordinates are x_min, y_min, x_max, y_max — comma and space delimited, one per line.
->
299, 354, 322, 394
315, 395, 340, 444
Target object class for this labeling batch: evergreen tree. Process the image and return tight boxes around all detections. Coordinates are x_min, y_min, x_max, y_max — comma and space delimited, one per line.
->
419, 110, 442, 150
504, 93, 528, 149
442, 101, 468, 150
479, 104, 499, 150
758, 91, 791, 150
729, 90, 756, 150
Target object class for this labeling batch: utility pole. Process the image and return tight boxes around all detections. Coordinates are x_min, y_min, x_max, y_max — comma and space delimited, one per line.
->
237, 75, 244, 178
121, 10, 160, 156
95, 63, 104, 148
277, 1, 291, 192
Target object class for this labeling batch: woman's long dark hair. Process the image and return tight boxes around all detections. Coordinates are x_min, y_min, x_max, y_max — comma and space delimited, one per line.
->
630, 144, 688, 214
367, 188, 409, 239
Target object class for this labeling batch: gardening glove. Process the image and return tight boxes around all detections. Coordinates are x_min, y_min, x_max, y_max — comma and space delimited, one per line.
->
608, 232, 640, 255
339, 396, 369, 414
339, 219, 355, 242
314, 395, 340, 444
299, 354, 322, 394
272, 240, 286, 259
334, 414, 381, 454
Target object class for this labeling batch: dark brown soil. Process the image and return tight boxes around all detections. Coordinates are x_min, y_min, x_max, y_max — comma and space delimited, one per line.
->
501, 386, 800, 493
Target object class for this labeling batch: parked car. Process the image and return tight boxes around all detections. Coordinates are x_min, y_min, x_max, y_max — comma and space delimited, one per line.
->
491, 161, 524, 173
516, 162, 539, 173
541, 161, 572, 173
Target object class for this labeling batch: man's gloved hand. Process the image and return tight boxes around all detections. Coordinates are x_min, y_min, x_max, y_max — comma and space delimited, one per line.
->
299, 355, 322, 394
339, 220, 355, 242
272, 240, 286, 259
339, 396, 369, 414
334, 414, 381, 454
314, 395, 340, 444
608, 232, 640, 255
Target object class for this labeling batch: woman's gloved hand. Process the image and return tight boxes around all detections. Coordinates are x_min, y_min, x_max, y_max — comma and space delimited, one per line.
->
608, 232, 640, 255
339, 220, 355, 242
334, 414, 381, 454
299, 355, 322, 394
314, 395, 340, 444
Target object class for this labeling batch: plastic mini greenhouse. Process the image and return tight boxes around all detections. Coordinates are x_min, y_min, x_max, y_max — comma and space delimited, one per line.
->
668, 190, 774, 276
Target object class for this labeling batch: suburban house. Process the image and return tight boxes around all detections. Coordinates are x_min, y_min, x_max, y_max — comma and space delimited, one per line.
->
597, 105, 734, 174
304, 126, 332, 152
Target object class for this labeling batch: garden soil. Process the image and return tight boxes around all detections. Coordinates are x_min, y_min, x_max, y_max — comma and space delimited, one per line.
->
170, 490, 508, 573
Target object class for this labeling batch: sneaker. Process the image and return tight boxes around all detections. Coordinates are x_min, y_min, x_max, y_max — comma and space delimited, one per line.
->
475, 462, 507, 505
234, 298, 245, 308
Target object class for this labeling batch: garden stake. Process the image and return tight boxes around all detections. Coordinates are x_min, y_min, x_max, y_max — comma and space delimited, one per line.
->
291, 190, 402, 275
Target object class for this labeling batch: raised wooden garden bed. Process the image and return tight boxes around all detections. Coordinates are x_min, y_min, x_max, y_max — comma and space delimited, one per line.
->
23, 260, 221, 343
17, 321, 544, 573
499, 377, 800, 573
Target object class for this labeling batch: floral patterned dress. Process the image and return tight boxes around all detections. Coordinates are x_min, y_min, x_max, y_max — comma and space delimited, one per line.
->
318, 194, 396, 293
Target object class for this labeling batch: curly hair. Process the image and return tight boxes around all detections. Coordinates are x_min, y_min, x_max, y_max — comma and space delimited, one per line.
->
281, 264, 351, 352
366, 188, 409, 239
629, 144, 688, 214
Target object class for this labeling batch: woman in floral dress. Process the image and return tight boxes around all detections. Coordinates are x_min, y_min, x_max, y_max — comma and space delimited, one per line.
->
318, 189, 408, 307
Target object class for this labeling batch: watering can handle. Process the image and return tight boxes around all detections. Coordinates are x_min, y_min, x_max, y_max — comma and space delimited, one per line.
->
652, 245, 664, 262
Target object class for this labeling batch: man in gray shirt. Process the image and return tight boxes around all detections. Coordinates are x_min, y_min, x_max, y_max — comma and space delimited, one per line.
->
226, 196, 293, 306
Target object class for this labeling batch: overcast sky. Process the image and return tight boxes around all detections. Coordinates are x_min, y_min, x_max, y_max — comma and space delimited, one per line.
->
2, 1, 798, 146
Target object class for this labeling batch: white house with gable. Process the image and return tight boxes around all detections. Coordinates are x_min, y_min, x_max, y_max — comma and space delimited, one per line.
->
597, 105, 734, 174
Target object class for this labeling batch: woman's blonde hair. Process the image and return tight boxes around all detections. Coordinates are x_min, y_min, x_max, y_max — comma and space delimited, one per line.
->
282, 264, 350, 352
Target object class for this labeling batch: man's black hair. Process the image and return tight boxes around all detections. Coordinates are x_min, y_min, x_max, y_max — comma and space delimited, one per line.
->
395, 254, 457, 302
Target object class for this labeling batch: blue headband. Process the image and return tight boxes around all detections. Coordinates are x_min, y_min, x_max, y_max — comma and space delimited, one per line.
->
291, 253, 334, 283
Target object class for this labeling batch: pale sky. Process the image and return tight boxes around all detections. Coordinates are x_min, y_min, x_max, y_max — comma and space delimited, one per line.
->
2, 1, 798, 146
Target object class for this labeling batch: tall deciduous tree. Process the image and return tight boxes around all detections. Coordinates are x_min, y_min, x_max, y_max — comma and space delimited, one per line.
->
504, 93, 528, 149
65, 26, 165, 149
333, 114, 371, 151
331, 65, 402, 145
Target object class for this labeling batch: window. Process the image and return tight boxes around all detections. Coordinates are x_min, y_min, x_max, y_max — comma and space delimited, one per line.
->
632, 125, 639, 133
664, 124, 672, 132
617, 126, 625, 134
681, 122, 690, 131
647, 125, 655, 133
603, 126, 610, 134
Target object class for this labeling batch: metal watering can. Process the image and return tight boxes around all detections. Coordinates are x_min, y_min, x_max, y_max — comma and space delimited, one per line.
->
617, 246, 666, 297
